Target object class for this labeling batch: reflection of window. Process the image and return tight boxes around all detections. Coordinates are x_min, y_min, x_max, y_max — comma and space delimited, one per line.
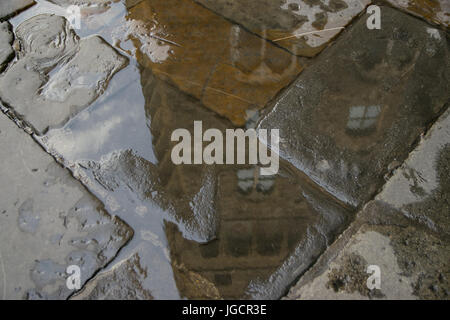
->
237, 167, 275, 194
347, 105, 381, 133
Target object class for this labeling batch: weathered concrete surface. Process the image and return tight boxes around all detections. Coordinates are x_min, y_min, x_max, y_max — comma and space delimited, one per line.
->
386, 0, 450, 26
195, 0, 370, 57
126, 0, 303, 126
0, 112, 133, 299
377, 107, 450, 236
71, 254, 153, 300
0, 14, 128, 135
0, 22, 14, 73
0, 0, 35, 21
258, 6, 449, 207
286, 108, 450, 300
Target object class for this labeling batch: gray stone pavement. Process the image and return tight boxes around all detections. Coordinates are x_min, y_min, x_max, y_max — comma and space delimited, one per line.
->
258, 6, 449, 207
0, 0, 35, 21
0, 1, 448, 299
72, 254, 153, 300
0, 22, 14, 73
0, 14, 128, 135
286, 108, 450, 300
0, 112, 133, 299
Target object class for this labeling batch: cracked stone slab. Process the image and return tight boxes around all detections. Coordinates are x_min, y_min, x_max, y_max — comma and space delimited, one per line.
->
285, 201, 450, 300
126, 0, 303, 127
0, 0, 35, 21
194, 0, 370, 57
71, 254, 153, 300
0, 14, 128, 135
258, 6, 450, 206
0, 112, 133, 299
386, 0, 450, 26
376, 107, 450, 236
0, 22, 14, 73
286, 108, 450, 300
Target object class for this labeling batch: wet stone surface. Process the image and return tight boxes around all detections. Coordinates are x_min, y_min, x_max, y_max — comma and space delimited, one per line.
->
0, 22, 14, 73
125, 0, 303, 126
72, 254, 153, 300
375, 107, 450, 238
386, 0, 450, 26
0, 112, 133, 299
258, 6, 450, 207
286, 201, 450, 299
0, 0, 36, 21
1, 0, 448, 300
286, 108, 450, 300
0, 14, 128, 135
53, 68, 354, 299
194, 0, 370, 57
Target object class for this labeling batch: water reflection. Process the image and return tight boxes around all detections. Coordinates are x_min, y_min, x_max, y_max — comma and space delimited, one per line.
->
346, 105, 382, 135
21, 0, 354, 299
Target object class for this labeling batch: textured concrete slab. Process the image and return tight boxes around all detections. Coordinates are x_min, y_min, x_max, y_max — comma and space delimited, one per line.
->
258, 6, 450, 206
377, 107, 450, 236
126, 0, 302, 126
286, 108, 450, 300
0, 22, 14, 73
71, 254, 153, 300
286, 201, 450, 299
0, 14, 128, 135
386, 0, 450, 26
0, 0, 35, 21
195, 0, 370, 57
0, 112, 133, 299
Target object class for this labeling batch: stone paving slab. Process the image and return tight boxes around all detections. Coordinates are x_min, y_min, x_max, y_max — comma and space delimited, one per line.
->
0, 0, 35, 21
258, 6, 449, 207
126, 0, 303, 127
0, 22, 14, 73
285, 108, 450, 300
386, 0, 450, 26
195, 0, 370, 57
377, 107, 450, 236
71, 254, 153, 300
0, 14, 128, 135
0, 112, 133, 299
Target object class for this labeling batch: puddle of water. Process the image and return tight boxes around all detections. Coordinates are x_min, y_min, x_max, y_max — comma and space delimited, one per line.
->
6, 0, 355, 299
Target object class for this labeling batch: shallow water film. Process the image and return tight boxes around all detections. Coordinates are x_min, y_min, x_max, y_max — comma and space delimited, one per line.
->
0, 0, 449, 300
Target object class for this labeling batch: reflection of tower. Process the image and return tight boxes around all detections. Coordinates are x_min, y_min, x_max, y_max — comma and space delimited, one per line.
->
139, 64, 352, 299
139, 65, 323, 299
140, 66, 230, 242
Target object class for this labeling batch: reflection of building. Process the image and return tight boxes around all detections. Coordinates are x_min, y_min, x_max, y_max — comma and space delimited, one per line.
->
116, 8, 353, 297
137, 62, 354, 299
164, 162, 354, 299
165, 165, 315, 299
